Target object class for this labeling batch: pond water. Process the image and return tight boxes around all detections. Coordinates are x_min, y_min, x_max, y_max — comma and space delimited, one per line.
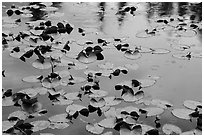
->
2, 2, 202, 135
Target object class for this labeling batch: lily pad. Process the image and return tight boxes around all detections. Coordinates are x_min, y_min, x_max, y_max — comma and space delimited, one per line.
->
30, 120, 50, 132
48, 113, 70, 123
18, 88, 38, 98
102, 131, 113, 135
124, 50, 142, 60
64, 92, 81, 101
90, 98, 106, 108
181, 129, 202, 135
52, 96, 73, 106
10, 52, 24, 59
2, 97, 15, 106
122, 90, 144, 102
176, 29, 197, 37
77, 52, 97, 64
72, 63, 88, 70
86, 123, 104, 134
22, 75, 42, 83
171, 108, 194, 120
8, 110, 28, 121
42, 77, 61, 88
89, 90, 109, 98
151, 48, 170, 54
32, 59, 52, 69
170, 44, 190, 51
66, 104, 86, 115
2, 120, 17, 132
49, 123, 69, 129
162, 124, 182, 135
138, 79, 156, 88
98, 117, 116, 128
172, 53, 192, 60
151, 99, 173, 109
183, 100, 202, 110
104, 96, 122, 106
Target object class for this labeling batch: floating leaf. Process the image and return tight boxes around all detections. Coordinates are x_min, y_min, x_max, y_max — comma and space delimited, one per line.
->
64, 92, 81, 101
10, 52, 24, 59
42, 77, 61, 88
181, 129, 202, 135
124, 50, 141, 60
52, 96, 73, 106
171, 108, 194, 120
176, 29, 197, 37
72, 63, 88, 70
8, 110, 28, 121
32, 59, 52, 69
30, 120, 50, 132
170, 44, 190, 51
18, 88, 38, 98
77, 52, 97, 64
172, 53, 192, 60
49, 123, 69, 129
142, 107, 164, 117
162, 124, 182, 135
151, 48, 170, 54
66, 104, 86, 115
89, 90, 108, 98
138, 79, 156, 88
22, 75, 42, 83
98, 117, 116, 128
104, 96, 122, 106
90, 98, 106, 108
86, 123, 104, 134
183, 100, 202, 110
2, 121, 17, 132
102, 131, 113, 135
2, 97, 15, 106
151, 99, 173, 109
122, 90, 144, 102
48, 113, 70, 123
136, 46, 153, 53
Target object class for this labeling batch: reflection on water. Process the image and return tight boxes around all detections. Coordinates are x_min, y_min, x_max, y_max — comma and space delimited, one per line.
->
2, 2, 202, 135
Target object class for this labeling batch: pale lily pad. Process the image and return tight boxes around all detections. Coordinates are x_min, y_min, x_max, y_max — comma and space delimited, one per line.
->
104, 96, 122, 106
151, 48, 170, 54
140, 124, 155, 135
2, 120, 17, 131
191, 51, 202, 58
89, 90, 109, 98
181, 129, 202, 135
66, 104, 86, 115
30, 29, 43, 36
42, 77, 61, 88
98, 117, 116, 128
172, 53, 192, 60
18, 88, 38, 98
124, 50, 142, 60
90, 98, 106, 108
183, 100, 202, 110
77, 52, 97, 64
104, 107, 117, 118
64, 92, 81, 100
31, 120, 50, 132
151, 99, 173, 109
138, 79, 156, 88
10, 52, 24, 58
56, 70, 70, 78
122, 91, 144, 102
119, 106, 140, 114
86, 123, 104, 134
32, 59, 52, 69
171, 108, 194, 120
41, 6, 58, 12
176, 29, 197, 37
102, 131, 113, 135
8, 110, 28, 121
124, 63, 139, 70
98, 62, 114, 70
49, 123, 69, 129
34, 87, 48, 95
162, 124, 182, 135
52, 96, 73, 106
49, 113, 70, 123
170, 44, 190, 51
142, 107, 164, 117
120, 125, 142, 135
76, 39, 93, 46
2, 97, 15, 106
136, 31, 155, 38
136, 46, 153, 53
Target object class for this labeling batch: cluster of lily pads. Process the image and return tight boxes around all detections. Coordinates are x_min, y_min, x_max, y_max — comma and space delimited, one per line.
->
2, 2, 202, 135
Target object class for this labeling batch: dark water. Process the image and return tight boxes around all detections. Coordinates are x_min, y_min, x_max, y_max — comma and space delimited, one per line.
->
2, 2, 202, 135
